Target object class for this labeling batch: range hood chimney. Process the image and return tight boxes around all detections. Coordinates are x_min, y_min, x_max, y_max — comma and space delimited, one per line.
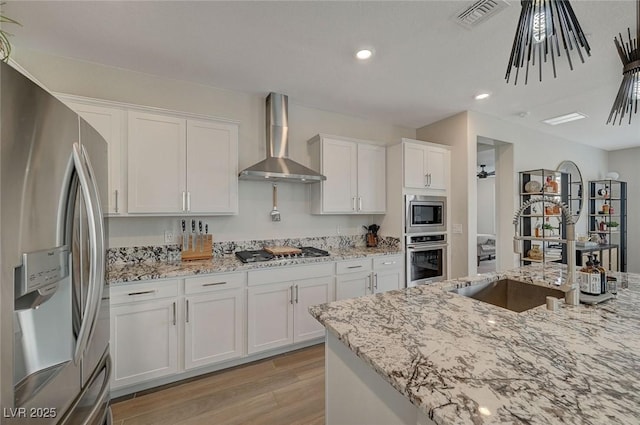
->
239, 92, 326, 183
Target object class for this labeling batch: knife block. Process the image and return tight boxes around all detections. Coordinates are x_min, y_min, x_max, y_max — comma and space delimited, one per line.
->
181, 234, 213, 261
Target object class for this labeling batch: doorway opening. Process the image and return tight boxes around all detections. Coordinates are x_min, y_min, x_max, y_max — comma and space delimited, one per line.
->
475, 137, 515, 274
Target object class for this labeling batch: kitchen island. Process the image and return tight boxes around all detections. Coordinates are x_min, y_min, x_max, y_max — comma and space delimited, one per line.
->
310, 264, 640, 425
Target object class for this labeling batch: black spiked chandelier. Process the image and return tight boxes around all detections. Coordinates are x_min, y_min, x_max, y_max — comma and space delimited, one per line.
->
505, 0, 591, 85
607, 0, 640, 125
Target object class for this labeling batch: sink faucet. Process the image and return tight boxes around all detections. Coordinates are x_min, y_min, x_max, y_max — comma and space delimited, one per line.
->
513, 196, 578, 306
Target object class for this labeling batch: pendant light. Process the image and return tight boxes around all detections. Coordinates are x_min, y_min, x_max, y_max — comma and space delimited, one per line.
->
505, 0, 591, 85
607, 0, 640, 125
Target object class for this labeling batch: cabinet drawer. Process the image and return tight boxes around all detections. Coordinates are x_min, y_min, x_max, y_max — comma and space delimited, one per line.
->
373, 255, 403, 270
185, 272, 246, 295
110, 279, 180, 305
248, 263, 334, 286
336, 258, 372, 275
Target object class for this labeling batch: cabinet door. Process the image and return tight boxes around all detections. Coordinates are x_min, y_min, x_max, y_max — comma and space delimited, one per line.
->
111, 299, 178, 389
184, 288, 244, 370
357, 144, 386, 213
128, 111, 186, 213
322, 138, 358, 213
247, 282, 294, 355
294, 276, 334, 343
404, 143, 428, 189
66, 101, 124, 214
425, 147, 448, 191
186, 120, 238, 214
335, 272, 371, 301
373, 270, 402, 293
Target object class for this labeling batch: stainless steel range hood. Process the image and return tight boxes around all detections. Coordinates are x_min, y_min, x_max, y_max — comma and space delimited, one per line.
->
239, 92, 326, 183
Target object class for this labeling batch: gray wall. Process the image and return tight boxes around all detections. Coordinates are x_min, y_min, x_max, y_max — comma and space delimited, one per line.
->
608, 147, 639, 273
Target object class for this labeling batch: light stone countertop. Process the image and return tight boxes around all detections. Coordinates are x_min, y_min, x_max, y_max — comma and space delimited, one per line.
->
309, 263, 640, 425
106, 246, 402, 285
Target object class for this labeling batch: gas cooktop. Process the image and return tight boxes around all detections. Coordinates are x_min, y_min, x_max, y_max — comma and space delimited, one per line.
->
235, 246, 330, 263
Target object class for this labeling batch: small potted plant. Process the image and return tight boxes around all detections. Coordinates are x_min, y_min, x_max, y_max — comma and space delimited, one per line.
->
542, 222, 555, 237
606, 221, 619, 231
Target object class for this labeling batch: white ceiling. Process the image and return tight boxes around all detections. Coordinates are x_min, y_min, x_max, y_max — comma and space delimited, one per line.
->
4, 1, 639, 151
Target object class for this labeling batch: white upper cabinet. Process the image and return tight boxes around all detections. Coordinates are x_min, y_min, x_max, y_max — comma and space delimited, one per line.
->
128, 111, 239, 215
186, 120, 238, 214
403, 140, 449, 192
309, 134, 386, 214
357, 143, 386, 213
61, 99, 125, 214
128, 111, 187, 213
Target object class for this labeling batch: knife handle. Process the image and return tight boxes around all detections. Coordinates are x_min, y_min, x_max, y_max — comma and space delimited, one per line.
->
191, 220, 195, 232
205, 224, 208, 234
199, 221, 203, 233
182, 219, 186, 232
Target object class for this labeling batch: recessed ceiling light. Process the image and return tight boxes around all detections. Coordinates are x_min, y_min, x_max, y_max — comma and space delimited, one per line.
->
542, 112, 588, 126
355, 49, 373, 60
474, 93, 490, 100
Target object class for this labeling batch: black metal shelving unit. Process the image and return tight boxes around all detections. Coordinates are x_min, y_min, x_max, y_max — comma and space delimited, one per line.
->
519, 169, 569, 265
588, 180, 627, 272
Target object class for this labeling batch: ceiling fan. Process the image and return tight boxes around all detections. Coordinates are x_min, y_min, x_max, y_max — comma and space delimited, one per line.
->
477, 165, 495, 179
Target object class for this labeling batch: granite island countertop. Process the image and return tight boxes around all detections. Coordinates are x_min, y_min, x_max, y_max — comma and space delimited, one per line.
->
310, 263, 640, 425
107, 246, 402, 285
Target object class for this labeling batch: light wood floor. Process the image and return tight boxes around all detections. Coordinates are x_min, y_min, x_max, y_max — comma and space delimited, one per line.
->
111, 343, 325, 425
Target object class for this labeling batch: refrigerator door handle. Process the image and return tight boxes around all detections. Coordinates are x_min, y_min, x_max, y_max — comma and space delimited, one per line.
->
72, 143, 106, 364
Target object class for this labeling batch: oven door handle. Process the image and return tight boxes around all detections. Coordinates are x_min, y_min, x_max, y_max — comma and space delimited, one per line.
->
407, 243, 448, 250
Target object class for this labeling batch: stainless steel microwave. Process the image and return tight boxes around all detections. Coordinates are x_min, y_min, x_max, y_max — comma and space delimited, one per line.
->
405, 195, 447, 234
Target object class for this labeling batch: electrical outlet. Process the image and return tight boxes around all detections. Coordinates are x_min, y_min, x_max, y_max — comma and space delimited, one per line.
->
164, 230, 175, 244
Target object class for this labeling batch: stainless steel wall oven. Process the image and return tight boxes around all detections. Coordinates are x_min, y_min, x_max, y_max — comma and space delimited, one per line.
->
406, 233, 447, 286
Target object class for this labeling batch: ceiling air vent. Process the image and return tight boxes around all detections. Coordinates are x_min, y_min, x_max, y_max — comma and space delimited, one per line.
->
454, 0, 510, 29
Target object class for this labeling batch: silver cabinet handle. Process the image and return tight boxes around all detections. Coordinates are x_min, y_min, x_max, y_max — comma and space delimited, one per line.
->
202, 281, 226, 287
382, 261, 396, 265
115, 189, 119, 213
295, 285, 299, 304
347, 265, 362, 269
374, 273, 378, 291
187, 191, 191, 212
352, 197, 356, 211
429, 173, 433, 186
186, 299, 190, 323
290, 285, 294, 305
358, 197, 362, 211
172, 302, 176, 326
367, 275, 372, 293
182, 191, 186, 211
424, 174, 428, 187
127, 290, 156, 296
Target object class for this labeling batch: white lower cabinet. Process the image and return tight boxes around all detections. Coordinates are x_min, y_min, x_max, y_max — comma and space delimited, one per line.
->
110, 257, 396, 392
336, 255, 404, 300
247, 263, 334, 355
184, 287, 244, 370
247, 282, 295, 354
294, 276, 334, 341
373, 255, 404, 293
110, 273, 245, 390
110, 280, 180, 389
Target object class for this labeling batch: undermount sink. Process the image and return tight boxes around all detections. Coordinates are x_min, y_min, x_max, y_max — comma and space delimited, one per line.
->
450, 279, 565, 313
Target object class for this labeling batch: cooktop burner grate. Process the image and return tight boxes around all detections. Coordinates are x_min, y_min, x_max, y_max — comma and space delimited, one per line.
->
235, 247, 330, 263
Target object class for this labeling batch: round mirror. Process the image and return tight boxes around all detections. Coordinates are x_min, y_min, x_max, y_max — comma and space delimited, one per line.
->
556, 160, 583, 221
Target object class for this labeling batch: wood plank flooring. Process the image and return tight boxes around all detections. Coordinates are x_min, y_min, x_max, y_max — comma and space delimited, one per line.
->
111, 343, 325, 425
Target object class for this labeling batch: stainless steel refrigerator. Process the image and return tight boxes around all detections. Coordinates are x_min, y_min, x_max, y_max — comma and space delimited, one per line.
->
1, 62, 111, 424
